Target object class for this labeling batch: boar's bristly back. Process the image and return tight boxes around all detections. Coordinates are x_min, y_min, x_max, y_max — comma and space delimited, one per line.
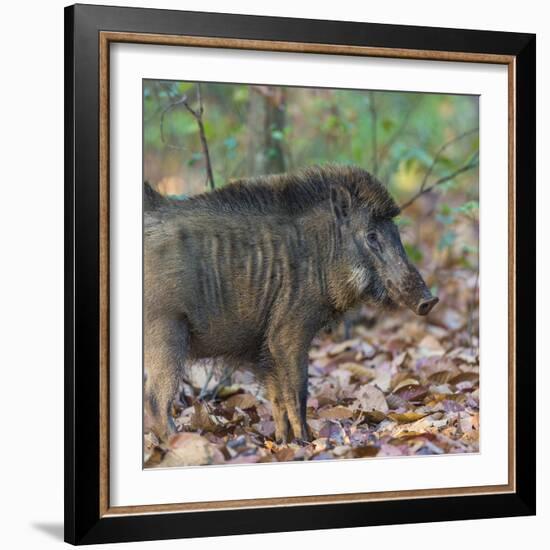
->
165, 165, 399, 219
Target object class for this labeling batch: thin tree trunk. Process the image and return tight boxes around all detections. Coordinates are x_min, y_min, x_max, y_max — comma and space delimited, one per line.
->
247, 86, 287, 176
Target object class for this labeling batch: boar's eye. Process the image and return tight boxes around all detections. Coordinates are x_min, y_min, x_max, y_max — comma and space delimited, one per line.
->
365, 231, 382, 253
366, 232, 378, 245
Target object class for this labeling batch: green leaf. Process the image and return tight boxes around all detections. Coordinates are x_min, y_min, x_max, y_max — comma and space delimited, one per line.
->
168, 111, 197, 136
404, 243, 423, 263
438, 179, 458, 194
187, 152, 203, 166
232, 87, 249, 102
454, 200, 479, 215
395, 216, 412, 228
177, 82, 194, 94
436, 213, 455, 225
435, 155, 455, 169
438, 231, 456, 251
462, 244, 478, 255
403, 147, 434, 168
224, 136, 238, 150
382, 118, 396, 132
202, 120, 214, 140
271, 129, 284, 141
440, 203, 453, 216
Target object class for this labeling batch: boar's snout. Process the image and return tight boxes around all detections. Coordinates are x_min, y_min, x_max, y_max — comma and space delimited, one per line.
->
402, 272, 439, 316
417, 296, 439, 316
385, 267, 439, 317
365, 219, 439, 317
398, 275, 439, 317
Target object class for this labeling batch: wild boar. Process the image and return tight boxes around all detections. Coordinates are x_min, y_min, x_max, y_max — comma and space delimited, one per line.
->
144, 165, 438, 444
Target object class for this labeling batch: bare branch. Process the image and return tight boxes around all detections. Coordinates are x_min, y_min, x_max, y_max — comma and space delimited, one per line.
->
420, 127, 478, 191
196, 83, 204, 116
400, 151, 479, 210
159, 84, 215, 190
159, 95, 191, 151
399, 127, 479, 210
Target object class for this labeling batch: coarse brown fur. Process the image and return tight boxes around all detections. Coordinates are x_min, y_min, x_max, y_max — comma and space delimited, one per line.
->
144, 165, 437, 444
146, 165, 400, 218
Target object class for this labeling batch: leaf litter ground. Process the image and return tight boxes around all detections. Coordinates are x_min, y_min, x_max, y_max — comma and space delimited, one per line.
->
144, 269, 479, 468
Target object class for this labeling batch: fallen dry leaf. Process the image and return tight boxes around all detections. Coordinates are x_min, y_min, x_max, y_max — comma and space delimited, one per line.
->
392, 377, 420, 393
391, 415, 448, 437
318, 406, 354, 420
327, 338, 360, 356
145, 261, 480, 466
224, 392, 258, 410
428, 371, 454, 384
340, 362, 375, 380
449, 372, 480, 385
161, 433, 225, 467
190, 401, 222, 433
216, 384, 242, 399
352, 446, 379, 458
387, 411, 429, 424
394, 384, 430, 403
353, 384, 389, 413
418, 334, 445, 355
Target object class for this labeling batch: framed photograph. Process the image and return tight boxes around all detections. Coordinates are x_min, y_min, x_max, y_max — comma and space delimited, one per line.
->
64, 3, 536, 545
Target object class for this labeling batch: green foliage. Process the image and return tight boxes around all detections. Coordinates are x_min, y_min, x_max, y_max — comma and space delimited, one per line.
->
187, 152, 203, 166
455, 200, 479, 216
438, 230, 457, 251
436, 203, 455, 226
394, 216, 412, 228
404, 243, 423, 263
143, 80, 479, 270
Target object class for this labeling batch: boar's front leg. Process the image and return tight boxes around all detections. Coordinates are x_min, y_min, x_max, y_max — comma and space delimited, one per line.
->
283, 361, 309, 442
144, 317, 188, 444
264, 376, 290, 444
267, 324, 311, 443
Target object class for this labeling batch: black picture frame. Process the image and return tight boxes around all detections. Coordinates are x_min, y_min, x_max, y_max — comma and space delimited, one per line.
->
65, 3, 536, 545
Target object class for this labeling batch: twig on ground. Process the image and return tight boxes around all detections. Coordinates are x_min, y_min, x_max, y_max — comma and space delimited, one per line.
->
210, 365, 237, 400
197, 365, 216, 400
197, 361, 237, 401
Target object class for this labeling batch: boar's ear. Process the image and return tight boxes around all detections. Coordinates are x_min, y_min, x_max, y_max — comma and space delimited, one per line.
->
330, 185, 352, 225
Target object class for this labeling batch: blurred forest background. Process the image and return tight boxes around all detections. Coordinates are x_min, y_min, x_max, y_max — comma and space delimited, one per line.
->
143, 80, 480, 467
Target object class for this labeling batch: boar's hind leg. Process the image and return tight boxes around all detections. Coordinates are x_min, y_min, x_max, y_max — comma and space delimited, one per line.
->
144, 317, 188, 444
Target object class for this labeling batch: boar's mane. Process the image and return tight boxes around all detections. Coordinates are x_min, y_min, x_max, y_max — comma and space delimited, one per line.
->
163, 165, 400, 219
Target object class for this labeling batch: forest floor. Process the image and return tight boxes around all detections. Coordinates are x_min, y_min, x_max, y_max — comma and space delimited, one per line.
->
144, 268, 479, 468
